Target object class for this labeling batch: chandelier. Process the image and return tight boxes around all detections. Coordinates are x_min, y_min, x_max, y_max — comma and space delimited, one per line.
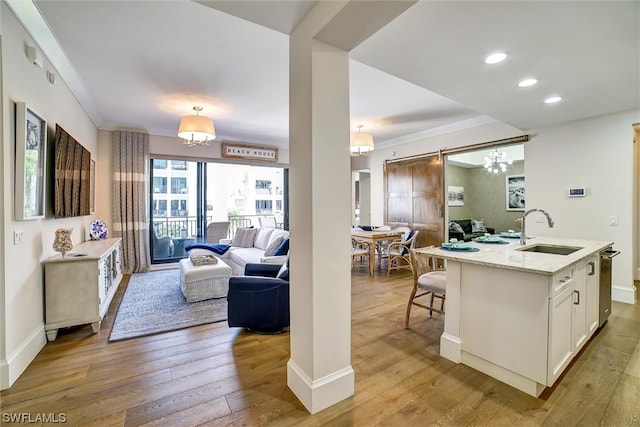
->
350, 124, 374, 156
484, 149, 513, 173
178, 106, 216, 146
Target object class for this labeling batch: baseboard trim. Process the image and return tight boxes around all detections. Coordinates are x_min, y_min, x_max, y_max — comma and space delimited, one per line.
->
612, 284, 637, 304
440, 332, 462, 363
287, 359, 354, 414
0, 325, 46, 390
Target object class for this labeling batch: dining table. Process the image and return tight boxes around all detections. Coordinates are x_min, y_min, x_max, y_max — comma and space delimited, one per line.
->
351, 229, 404, 276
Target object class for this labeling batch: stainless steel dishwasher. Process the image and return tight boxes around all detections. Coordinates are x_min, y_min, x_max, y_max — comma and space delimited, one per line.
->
599, 247, 620, 327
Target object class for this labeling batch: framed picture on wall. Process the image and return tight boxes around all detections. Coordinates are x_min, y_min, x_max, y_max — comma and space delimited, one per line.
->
15, 102, 47, 220
448, 185, 464, 206
506, 174, 525, 211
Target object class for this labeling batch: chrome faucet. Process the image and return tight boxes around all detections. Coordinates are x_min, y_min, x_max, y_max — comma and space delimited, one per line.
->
520, 209, 554, 245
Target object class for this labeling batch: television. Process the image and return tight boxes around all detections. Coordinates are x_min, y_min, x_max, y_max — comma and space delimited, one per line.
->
54, 124, 91, 218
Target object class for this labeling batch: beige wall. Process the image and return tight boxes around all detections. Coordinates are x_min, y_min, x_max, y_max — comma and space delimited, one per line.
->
1, 4, 98, 388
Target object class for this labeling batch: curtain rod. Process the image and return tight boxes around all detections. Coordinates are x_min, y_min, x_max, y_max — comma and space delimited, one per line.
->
384, 134, 530, 164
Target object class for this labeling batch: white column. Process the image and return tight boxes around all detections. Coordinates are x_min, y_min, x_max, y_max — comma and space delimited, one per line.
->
287, 19, 354, 416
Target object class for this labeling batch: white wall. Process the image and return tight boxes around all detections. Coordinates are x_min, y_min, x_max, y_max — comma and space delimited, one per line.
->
525, 110, 638, 303
364, 112, 638, 303
1, 5, 98, 389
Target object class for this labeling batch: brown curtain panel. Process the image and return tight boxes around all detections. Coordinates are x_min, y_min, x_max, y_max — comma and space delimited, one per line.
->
113, 130, 151, 273
54, 125, 91, 217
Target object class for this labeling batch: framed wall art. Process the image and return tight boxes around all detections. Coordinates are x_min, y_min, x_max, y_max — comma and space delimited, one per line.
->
448, 185, 464, 206
506, 174, 525, 211
15, 102, 47, 220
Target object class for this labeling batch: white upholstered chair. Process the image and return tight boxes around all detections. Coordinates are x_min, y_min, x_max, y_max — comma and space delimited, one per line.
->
405, 248, 446, 328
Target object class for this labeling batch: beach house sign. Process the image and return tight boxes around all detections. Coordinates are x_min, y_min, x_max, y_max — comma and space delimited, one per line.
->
221, 142, 278, 162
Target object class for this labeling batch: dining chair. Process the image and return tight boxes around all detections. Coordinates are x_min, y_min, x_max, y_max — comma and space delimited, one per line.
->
386, 229, 419, 276
374, 225, 402, 261
351, 237, 371, 269
405, 248, 446, 328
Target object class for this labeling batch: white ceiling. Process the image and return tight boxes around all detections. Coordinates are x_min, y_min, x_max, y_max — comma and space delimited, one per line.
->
12, 0, 639, 151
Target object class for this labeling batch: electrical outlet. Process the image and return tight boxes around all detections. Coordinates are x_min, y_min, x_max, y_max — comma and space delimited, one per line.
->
14, 230, 24, 245
609, 216, 619, 226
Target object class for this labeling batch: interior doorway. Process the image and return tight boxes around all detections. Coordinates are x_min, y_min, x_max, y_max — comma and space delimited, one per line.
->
353, 170, 371, 226
445, 144, 525, 236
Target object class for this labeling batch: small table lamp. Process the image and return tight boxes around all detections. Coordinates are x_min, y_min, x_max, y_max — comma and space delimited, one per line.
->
53, 228, 74, 257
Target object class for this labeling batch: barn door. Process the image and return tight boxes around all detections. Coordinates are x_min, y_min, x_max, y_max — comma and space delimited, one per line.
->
384, 155, 443, 249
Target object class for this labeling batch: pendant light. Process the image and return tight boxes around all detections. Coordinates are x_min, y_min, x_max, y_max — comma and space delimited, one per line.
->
350, 124, 374, 156
178, 106, 216, 146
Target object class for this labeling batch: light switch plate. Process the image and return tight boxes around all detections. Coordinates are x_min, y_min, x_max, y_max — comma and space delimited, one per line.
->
609, 216, 619, 226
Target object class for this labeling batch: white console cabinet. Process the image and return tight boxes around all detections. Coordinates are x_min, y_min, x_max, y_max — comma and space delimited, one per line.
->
43, 238, 123, 341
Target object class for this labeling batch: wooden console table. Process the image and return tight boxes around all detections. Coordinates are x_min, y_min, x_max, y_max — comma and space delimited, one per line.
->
43, 238, 123, 341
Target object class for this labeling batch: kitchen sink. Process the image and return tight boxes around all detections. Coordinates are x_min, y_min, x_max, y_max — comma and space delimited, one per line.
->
516, 244, 583, 255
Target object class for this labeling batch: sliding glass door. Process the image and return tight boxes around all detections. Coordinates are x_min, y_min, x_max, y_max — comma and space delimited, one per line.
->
150, 159, 287, 264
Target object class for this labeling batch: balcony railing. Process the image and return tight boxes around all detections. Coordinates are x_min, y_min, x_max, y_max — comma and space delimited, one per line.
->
153, 214, 284, 241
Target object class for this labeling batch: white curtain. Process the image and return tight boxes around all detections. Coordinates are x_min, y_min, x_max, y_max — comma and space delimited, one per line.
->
113, 130, 151, 273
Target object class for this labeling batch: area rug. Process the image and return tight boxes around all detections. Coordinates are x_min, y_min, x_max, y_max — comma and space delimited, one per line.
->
109, 269, 227, 341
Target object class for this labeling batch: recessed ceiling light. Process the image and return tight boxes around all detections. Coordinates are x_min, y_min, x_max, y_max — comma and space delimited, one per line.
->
485, 52, 507, 64
544, 96, 562, 104
518, 78, 538, 87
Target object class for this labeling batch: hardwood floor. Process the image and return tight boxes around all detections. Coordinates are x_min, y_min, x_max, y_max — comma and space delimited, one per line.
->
2, 268, 638, 426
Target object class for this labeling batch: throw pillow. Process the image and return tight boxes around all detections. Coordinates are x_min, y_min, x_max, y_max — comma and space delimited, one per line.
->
471, 219, 487, 233
449, 221, 464, 234
273, 236, 289, 256
264, 236, 284, 257
231, 227, 258, 248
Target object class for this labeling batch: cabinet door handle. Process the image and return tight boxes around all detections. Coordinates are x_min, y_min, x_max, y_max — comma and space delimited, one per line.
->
573, 290, 580, 305
588, 261, 595, 276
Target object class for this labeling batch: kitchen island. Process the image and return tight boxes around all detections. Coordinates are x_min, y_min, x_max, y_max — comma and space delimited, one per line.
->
416, 236, 613, 397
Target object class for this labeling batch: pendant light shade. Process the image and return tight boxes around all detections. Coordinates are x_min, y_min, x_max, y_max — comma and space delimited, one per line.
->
178, 106, 216, 146
350, 124, 374, 155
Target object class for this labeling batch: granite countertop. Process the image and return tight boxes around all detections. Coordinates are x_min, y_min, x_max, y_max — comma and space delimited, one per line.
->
416, 236, 613, 275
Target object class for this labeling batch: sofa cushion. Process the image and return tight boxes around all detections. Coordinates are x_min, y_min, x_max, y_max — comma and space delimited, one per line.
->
254, 227, 275, 250
232, 227, 258, 248
229, 247, 264, 268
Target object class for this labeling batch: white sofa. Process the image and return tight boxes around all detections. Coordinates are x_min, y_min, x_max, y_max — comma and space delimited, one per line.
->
219, 227, 289, 275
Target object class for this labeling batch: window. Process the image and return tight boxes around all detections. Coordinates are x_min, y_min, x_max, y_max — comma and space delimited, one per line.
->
153, 160, 167, 169
153, 177, 167, 193
171, 178, 187, 194
153, 200, 167, 217
256, 180, 271, 190
256, 200, 272, 213
276, 200, 282, 211
171, 160, 187, 170
170, 200, 187, 217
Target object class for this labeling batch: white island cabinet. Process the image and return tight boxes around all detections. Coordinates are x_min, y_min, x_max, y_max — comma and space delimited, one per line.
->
417, 237, 611, 397
43, 238, 123, 341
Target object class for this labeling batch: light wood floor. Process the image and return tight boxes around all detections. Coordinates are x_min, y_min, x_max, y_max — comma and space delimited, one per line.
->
2, 266, 639, 426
